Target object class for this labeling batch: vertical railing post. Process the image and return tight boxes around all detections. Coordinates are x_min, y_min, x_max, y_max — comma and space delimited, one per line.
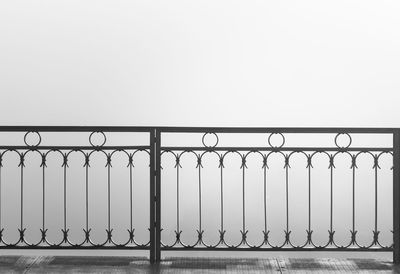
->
393, 130, 400, 264
149, 129, 156, 263
155, 129, 162, 262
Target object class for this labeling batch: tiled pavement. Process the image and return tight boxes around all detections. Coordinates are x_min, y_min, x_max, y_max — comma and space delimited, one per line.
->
0, 256, 399, 273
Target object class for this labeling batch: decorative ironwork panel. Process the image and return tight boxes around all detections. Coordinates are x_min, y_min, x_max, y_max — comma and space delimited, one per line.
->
0, 128, 153, 251
159, 130, 394, 252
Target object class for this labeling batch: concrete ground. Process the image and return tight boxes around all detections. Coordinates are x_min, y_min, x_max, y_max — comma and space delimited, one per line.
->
0, 253, 399, 273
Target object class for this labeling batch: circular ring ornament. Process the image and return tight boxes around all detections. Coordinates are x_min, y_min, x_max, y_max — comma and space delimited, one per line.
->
268, 133, 285, 148
334, 133, 352, 149
24, 131, 42, 147
202, 132, 219, 148
89, 131, 107, 147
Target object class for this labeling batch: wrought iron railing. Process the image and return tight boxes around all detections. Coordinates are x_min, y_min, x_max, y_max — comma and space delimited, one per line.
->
0, 127, 399, 264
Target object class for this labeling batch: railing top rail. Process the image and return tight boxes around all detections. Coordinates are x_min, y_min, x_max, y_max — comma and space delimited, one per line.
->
0, 126, 398, 133
0, 126, 154, 132
157, 127, 398, 133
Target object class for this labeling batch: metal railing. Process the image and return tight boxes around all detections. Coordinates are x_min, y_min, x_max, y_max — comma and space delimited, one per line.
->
0, 126, 399, 264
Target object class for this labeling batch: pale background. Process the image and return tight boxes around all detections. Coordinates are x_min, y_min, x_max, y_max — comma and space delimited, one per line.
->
0, 0, 399, 258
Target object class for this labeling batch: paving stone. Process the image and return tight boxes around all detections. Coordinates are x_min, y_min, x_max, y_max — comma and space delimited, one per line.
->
0, 256, 398, 273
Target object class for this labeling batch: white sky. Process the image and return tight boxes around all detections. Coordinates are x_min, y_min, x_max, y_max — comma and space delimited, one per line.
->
0, 0, 399, 126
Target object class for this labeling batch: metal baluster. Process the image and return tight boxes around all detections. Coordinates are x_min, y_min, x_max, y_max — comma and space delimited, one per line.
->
20, 154, 24, 235
129, 158, 133, 234
263, 159, 267, 237
374, 156, 378, 234
0, 157, 2, 232
220, 159, 224, 235
285, 156, 289, 237
85, 159, 89, 233
198, 156, 202, 236
329, 155, 333, 233
242, 157, 246, 239
176, 156, 180, 235
352, 157, 356, 239
64, 157, 67, 233
107, 158, 111, 236
42, 158, 45, 234
308, 155, 312, 241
